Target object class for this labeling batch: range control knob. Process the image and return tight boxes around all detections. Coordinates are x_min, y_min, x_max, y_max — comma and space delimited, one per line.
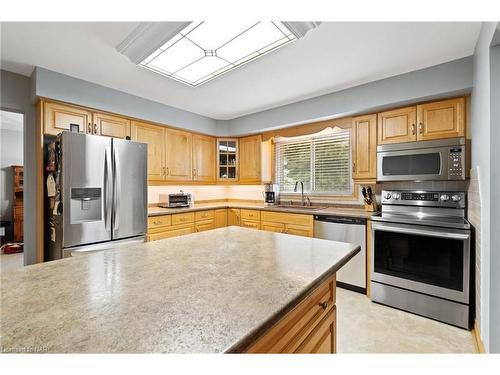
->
451, 194, 462, 202
384, 192, 392, 200
440, 194, 450, 201
393, 193, 400, 200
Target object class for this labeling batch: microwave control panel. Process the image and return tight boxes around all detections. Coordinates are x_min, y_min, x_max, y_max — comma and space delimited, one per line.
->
448, 147, 464, 178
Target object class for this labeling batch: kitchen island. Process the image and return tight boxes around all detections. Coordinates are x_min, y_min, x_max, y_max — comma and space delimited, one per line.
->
1, 227, 359, 353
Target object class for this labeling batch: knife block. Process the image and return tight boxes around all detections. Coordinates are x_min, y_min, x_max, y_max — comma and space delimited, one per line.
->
364, 199, 378, 212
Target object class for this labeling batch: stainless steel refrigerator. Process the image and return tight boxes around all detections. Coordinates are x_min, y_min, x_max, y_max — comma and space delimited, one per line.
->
47, 132, 147, 259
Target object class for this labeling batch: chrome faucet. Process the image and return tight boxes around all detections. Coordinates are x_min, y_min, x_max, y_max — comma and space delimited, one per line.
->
294, 181, 305, 206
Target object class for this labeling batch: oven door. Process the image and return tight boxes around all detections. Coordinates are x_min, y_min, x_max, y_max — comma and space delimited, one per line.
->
371, 221, 470, 304
377, 147, 448, 181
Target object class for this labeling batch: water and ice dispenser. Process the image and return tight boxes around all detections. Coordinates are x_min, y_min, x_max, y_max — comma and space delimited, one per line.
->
70, 187, 102, 223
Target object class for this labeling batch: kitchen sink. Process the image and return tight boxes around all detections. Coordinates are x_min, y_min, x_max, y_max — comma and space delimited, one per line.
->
270, 205, 327, 211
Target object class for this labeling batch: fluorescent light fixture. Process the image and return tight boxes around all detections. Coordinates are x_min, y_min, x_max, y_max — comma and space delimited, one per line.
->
139, 22, 298, 87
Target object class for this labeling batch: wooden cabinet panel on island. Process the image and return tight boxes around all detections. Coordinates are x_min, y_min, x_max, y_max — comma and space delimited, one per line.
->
193, 134, 216, 182
239, 134, 262, 183
377, 106, 417, 145
417, 97, 465, 141
131, 121, 166, 181
165, 128, 192, 181
245, 275, 336, 353
44, 101, 92, 135
93, 112, 131, 139
352, 114, 377, 181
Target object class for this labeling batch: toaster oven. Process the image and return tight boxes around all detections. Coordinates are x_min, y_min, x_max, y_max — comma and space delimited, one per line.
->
159, 193, 192, 208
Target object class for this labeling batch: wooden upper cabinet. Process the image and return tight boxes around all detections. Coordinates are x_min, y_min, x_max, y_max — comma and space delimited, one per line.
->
165, 128, 192, 181
377, 106, 417, 145
93, 112, 131, 139
130, 121, 166, 181
352, 114, 377, 180
44, 101, 92, 135
193, 134, 216, 182
239, 134, 262, 183
417, 97, 465, 141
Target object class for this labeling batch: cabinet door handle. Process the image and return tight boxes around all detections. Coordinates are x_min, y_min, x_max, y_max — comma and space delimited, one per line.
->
193, 168, 196, 177
319, 301, 328, 310
411, 123, 416, 135
87, 123, 92, 134
94, 124, 98, 134
419, 122, 423, 134
352, 162, 356, 173
166, 167, 170, 176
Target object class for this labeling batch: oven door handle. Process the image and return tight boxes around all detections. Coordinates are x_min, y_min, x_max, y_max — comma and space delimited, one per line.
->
371, 222, 470, 240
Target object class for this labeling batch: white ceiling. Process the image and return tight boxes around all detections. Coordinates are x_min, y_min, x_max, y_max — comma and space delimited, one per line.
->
0, 22, 481, 120
0, 110, 23, 131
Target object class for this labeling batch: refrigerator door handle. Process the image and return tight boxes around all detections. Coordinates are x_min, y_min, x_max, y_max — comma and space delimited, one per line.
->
113, 146, 121, 232
104, 147, 112, 233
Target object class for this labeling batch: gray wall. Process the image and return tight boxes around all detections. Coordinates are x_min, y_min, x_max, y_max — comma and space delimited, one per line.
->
224, 56, 474, 136
489, 40, 500, 353
471, 22, 498, 353
0, 69, 37, 265
34, 67, 219, 135
0, 126, 24, 221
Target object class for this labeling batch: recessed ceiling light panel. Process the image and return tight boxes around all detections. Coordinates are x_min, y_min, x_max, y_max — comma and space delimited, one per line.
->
139, 21, 297, 87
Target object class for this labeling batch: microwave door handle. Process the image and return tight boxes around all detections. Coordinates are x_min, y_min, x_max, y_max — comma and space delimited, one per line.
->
113, 147, 121, 232
372, 222, 470, 240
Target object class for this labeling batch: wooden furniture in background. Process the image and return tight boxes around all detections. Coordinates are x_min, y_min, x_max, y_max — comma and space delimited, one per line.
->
240, 209, 261, 230
244, 275, 336, 353
239, 134, 262, 183
217, 138, 238, 181
193, 134, 216, 182
352, 114, 377, 182
417, 97, 465, 140
227, 208, 241, 226
12, 166, 24, 242
214, 209, 228, 228
377, 106, 417, 145
261, 211, 314, 237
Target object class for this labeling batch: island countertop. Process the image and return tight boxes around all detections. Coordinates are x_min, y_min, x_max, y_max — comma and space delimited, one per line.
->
1, 227, 360, 353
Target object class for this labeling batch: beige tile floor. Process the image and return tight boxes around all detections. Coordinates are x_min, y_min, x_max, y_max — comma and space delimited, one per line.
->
336, 287, 477, 353
0, 253, 477, 353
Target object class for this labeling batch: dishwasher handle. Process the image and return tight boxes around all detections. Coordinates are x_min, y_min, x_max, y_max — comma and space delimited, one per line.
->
314, 215, 366, 225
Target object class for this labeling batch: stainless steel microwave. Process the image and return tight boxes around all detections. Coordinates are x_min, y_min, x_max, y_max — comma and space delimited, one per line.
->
377, 137, 468, 181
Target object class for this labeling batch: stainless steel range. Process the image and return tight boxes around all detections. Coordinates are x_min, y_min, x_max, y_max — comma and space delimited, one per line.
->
370, 190, 472, 329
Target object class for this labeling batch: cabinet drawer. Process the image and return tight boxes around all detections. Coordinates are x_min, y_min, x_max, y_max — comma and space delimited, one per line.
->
148, 215, 171, 229
261, 211, 313, 227
195, 210, 215, 221
295, 307, 336, 354
195, 219, 215, 232
172, 212, 195, 225
148, 224, 194, 241
261, 221, 285, 233
241, 209, 261, 221
285, 224, 313, 238
241, 219, 261, 230
246, 275, 335, 353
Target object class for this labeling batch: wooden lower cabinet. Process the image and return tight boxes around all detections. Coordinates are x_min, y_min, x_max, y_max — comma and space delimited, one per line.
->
195, 219, 215, 232
214, 209, 228, 228
241, 219, 260, 230
244, 275, 336, 353
228, 208, 241, 226
148, 224, 195, 241
261, 211, 314, 237
285, 224, 313, 237
261, 221, 285, 233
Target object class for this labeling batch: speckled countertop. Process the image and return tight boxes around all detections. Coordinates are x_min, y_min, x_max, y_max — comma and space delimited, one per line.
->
1, 227, 359, 353
148, 201, 378, 219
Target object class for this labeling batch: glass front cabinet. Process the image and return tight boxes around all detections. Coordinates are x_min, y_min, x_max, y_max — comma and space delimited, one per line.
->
217, 138, 238, 181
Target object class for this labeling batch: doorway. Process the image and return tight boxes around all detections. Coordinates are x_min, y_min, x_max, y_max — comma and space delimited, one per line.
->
0, 109, 24, 271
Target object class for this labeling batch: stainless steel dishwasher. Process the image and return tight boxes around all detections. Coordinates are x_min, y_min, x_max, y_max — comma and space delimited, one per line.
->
314, 215, 366, 293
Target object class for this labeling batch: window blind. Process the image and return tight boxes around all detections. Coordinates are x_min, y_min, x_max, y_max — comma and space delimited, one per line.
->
275, 129, 351, 194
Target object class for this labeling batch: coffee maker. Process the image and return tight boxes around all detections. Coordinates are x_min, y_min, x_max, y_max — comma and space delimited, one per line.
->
263, 183, 279, 206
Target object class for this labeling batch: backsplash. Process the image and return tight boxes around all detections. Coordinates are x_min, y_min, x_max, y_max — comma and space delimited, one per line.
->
148, 185, 265, 204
